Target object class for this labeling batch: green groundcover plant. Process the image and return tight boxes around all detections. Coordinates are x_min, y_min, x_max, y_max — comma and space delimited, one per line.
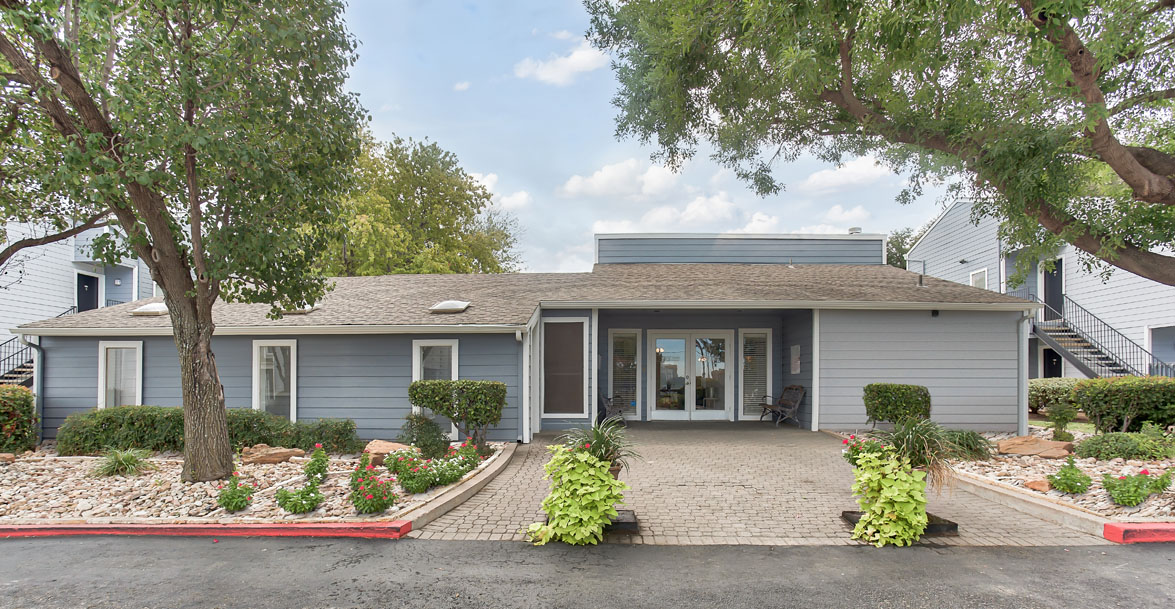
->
1102, 470, 1172, 507
275, 485, 324, 514
395, 443, 484, 495
850, 447, 928, 548
92, 447, 156, 477
526, 445, 628, 546
1047, 456, 1093, 494
1075, 432, 1174, 461
217, 472, 255, 513
350, 474, 398, 514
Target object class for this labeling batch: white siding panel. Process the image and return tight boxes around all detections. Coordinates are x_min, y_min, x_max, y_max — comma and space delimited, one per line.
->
906, 200, 1001, 288
1, 222, 82, 335
818, 309, 1021, 431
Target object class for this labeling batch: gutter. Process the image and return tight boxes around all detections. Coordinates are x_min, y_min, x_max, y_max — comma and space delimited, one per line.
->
18, 334, 44, 444
11, 323, 527, 337
538, 300, 1041, 312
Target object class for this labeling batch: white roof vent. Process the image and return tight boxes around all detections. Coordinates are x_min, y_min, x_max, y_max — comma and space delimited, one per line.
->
429, 300, 471, 314
130, 302, 168, 316
848, 227, 862, 234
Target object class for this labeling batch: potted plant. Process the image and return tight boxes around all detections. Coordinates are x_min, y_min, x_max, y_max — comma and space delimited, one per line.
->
558, 416, 640, 478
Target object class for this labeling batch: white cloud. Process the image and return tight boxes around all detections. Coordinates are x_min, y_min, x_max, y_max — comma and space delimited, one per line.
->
560, 158, 678, 198
589, 192, 737, 234
729, 212, 782, 234
799, 156, 890, 194
794, 223, 846, 234
497, 190, 532, 210
453, 81, 471, 92
471, 171, 529, 210
550, 29, 575, 40
513, 39, 608, 86
823, 204, 870, 225
680, 194, 736, 224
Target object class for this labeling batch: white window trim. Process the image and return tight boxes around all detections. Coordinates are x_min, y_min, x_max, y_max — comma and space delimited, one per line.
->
75, 269, 105, 310
645, 329, 736, 422
607, 328, 642, 420
97, 340, 143, 408
540, 317, 590, 419
411, 339, 460, 412
738, 328, 773, 421
252, 339, 298, 422
969, 268, 988, 290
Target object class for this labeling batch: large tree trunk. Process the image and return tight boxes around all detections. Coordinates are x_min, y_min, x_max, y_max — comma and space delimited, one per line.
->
170, 302, 233, 482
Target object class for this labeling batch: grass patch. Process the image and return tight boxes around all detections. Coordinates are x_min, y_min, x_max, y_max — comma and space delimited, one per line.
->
1031, 420, 1097, 435
92, 447, 156, 477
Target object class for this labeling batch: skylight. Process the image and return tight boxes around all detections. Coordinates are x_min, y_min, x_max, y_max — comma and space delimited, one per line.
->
130, 302, 168, 316
429, 300, 471, 314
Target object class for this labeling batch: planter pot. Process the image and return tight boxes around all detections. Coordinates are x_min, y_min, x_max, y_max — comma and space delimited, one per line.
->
608, 464, 622, 479
841, 510, 958, 537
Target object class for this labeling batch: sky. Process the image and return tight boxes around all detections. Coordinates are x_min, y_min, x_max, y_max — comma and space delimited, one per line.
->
343, 1, 950, 272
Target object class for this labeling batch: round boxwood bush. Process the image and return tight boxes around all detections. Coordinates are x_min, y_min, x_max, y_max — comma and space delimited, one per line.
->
0, 385, 38, 453
1074, 432, 1172, 461
862, 383, 931, 425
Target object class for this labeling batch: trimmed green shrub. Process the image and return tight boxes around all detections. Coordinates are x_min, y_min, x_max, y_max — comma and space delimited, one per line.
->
862, 383, 931, 425
1102, 470, 1172, 507
92, 447, 156, 477
1071, 376, 1175, 433
408, 379, 506, 449
0, 385, 38, 453
1048, 401, 1078, 442
1047, 456, 1092, 494
56, 406, 362, 455
526, 445, 628, 546
1074, 432, 1173, 461
1027, 378, 1080, 414
397, 412, 449, 459
850, 447, 928, 547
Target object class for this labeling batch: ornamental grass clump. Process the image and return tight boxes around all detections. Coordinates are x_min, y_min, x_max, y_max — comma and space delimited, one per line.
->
850, 447, 928, 548
92, 447, 156, 477
526, 445, 628, 546
873, 418, 955, 489
1102, 470, 1172, 507
1047, 456, 1093, 494
557, 417, 640, 472
217, 472, 255, 513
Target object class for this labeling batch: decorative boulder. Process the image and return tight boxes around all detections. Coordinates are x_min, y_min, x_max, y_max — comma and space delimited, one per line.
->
241, 444, 305, 464
996, 436, 1074, 458
0, 453, 15, 464
364, 439, 413, 466
1024, 479, 1052, 493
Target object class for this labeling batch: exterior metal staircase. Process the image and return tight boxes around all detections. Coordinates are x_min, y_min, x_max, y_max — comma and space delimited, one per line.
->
0, 306, 78, 386
1009, 289, 1175, 378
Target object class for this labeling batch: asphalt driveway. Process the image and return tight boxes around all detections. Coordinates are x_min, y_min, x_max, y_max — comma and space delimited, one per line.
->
0, 536, 1170, 608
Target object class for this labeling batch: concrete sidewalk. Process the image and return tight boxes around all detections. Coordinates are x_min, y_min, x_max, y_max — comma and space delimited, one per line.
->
410, 422, 1109, 546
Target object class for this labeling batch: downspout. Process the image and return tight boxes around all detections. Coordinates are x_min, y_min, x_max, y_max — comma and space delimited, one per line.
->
1017, 312, 1032, 437
19, 334, 44, 445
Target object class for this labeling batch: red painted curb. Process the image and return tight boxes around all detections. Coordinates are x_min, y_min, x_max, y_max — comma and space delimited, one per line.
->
0, 520, 412, 540
1103, 522, 1175, 544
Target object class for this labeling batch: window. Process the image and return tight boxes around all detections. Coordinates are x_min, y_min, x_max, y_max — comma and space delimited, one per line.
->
969, 268, 988, 290
739, 330, 772, 418
412, 339, 459, 407
608, 330, 640, 417
253, 340, 297, 421
542, 319, 588, 417
97, 341, 142, 408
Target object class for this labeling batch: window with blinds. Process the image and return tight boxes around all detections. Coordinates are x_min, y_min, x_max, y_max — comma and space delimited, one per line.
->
104, 347, 138, 407
610, 332, 639, 415
741, 332, 770, 417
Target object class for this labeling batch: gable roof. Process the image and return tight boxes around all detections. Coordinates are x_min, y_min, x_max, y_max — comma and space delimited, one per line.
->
14, 263, 1035, 336
905, 198, 972, 263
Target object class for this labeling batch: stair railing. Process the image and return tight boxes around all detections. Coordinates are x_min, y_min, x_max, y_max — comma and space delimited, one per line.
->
1, 306, 80, 378
1007, 288, 1175, 377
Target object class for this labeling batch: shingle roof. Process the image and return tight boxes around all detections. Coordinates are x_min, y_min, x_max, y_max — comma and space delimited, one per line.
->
15, 264, 1033, 334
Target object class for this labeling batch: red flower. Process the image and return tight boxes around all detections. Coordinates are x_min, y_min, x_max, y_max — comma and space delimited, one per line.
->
233, 471, 240, 476
366, 465, 374, 470
584, 442, 591, 449
315, 443, 322, 449
218, 485, 224, 489
246, 496, 252, 501
359, 486, 365, 490
365, 494, 373, 500
1141, 469, 1150, 476
842, 439, 849, 445
461, 443, 467, 448
1119, 476, 1127, 480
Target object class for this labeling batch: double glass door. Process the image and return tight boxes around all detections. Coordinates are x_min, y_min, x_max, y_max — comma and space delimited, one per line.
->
649, 331, 733, 420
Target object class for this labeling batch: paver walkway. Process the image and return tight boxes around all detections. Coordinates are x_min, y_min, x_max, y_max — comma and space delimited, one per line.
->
409, 422, 1109, 546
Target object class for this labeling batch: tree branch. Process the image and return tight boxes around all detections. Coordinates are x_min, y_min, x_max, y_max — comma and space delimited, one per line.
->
1110, 87, 1175, 115
1018, 0, 1175, 205
0, 211, 107, 268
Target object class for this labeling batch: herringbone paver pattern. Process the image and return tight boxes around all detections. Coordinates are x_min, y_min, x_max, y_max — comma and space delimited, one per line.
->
409, 423, 1109, 546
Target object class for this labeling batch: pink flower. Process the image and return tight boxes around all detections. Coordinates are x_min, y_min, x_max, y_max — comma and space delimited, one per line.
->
584, 443, 591, 449
315, 443, 322, 449
233, 471, 240, 476
842, 439, 849, 445
366, 465, 374, 470
849, 434, 856, 439
365, 494, 373, 500
1119, 476, 1127, 480
218, 485, 224, 489
246, 496, 252, 501
359, 486, 365, 491
1141, 469, 1150, 476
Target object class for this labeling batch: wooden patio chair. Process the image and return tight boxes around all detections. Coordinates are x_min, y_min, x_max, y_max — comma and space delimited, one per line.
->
599, 395, 628, 425
760, 385, 805, 427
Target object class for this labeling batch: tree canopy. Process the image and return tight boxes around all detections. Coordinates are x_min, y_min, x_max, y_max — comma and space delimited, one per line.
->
318, 134, 520, 276
885, 226, 926, 270
587, 0, 1175, 286
0, 0, 364, 479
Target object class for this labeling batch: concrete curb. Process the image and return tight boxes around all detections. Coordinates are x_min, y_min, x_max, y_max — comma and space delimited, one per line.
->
1103, 522, 1175, 544
0, 520, 411, 539
393, 442, 517, 530
948, 470, 1109, 537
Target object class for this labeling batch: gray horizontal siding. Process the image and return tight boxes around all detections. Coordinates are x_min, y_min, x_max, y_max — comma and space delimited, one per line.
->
597, 236, 884, 265
818, 309, 1020, 431
39, 333, 523, 442
906, 199, 1001, 288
